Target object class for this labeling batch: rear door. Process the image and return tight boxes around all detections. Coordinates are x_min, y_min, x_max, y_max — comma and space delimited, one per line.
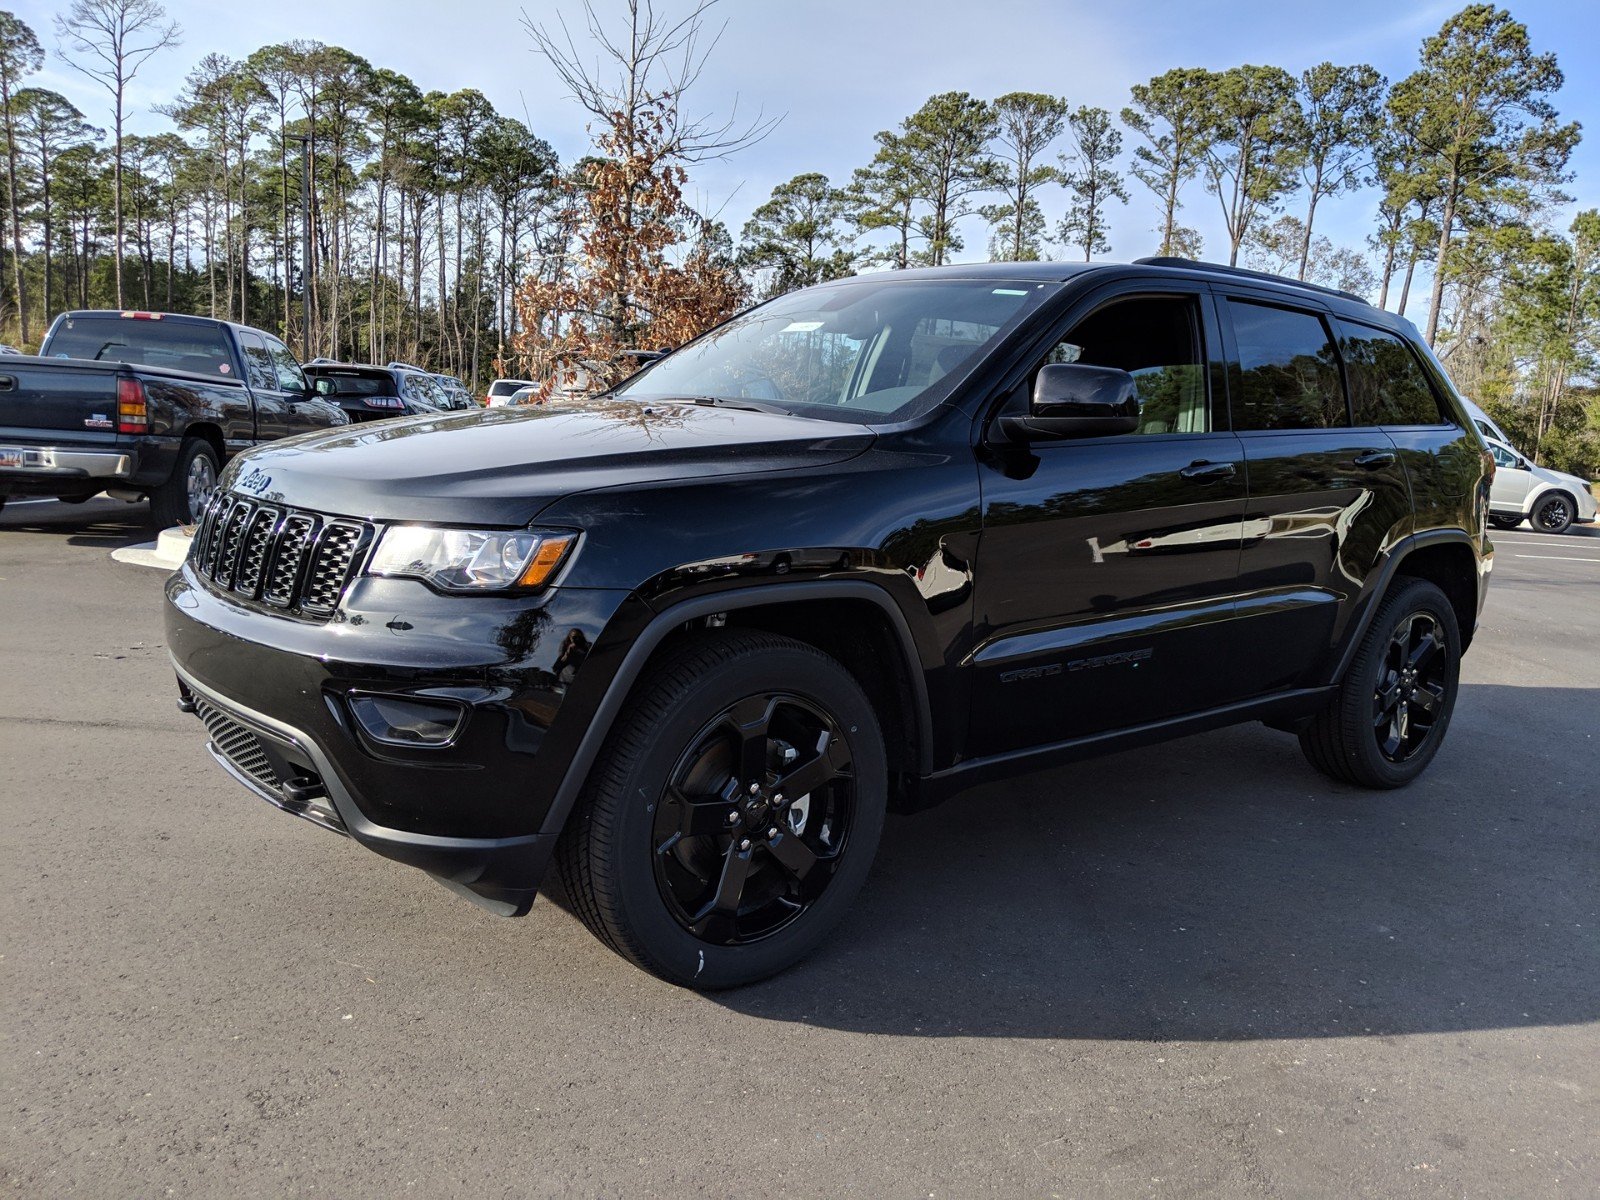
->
236, 330, 286, 442
1335, 317, 1480, 533
969, 282, 1250, 755
243, 332, 323, 439
1219, 292, 1413, 697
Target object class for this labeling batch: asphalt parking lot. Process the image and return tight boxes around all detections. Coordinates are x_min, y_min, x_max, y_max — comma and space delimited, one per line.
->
3, 496, 1597, 1197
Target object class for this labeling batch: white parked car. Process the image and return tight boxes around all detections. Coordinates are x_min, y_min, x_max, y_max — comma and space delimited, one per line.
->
1485, 437, 1598, 534
1462, 398, 1513, 446
484, 378, 535, 407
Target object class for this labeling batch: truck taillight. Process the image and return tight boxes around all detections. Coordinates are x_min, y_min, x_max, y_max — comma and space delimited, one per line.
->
117, 377, 148, 433
119, 310, 163, 320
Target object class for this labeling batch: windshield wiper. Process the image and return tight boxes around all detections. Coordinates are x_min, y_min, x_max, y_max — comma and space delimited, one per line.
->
654, 395, 794, 416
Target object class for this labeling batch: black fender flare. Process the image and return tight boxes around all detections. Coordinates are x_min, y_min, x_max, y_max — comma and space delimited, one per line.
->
1321, 528, 1484, 686
536, 580, 935, 840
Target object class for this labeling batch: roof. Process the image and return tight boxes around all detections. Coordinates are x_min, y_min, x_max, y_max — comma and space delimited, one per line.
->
847, 261, 1103, 284
821, 259, 1380, 314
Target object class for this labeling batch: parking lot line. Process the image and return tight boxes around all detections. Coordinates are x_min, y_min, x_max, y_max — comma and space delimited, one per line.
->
1512, 553, 1600, 563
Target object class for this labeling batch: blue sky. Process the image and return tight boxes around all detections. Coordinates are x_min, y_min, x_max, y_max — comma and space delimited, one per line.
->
14, 0, 1597, 296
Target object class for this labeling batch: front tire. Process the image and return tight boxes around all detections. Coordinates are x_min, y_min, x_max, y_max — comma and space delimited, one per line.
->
150, 438, 219, 527
1530, 492, 1575, 534
556, 630, 886, 989
1299, 578, 1461, 789
1488, 513, 1523, 531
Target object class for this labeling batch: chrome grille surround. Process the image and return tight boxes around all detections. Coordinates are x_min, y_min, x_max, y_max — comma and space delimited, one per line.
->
190, 492, 372, 618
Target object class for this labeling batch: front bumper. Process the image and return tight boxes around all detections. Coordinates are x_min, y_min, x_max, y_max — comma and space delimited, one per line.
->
165, 564, 630, 914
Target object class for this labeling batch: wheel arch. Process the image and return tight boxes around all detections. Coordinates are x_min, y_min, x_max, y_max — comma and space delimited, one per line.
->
537, 582, 934, 842
1326, 531, 1483, 686
183, 422, 227, 463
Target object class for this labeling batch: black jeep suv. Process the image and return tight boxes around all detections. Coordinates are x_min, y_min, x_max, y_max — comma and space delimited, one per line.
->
165, 259, 1493, 988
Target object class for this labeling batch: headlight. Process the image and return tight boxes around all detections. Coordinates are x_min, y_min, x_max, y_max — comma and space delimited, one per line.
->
366, 525, 578, 592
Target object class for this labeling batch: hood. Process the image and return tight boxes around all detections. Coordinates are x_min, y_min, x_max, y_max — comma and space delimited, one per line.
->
220, 398, 876, 525
1539, 464, 1594, 492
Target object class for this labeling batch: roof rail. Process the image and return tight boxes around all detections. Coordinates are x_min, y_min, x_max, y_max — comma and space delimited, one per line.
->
1133, 256, 1370, 306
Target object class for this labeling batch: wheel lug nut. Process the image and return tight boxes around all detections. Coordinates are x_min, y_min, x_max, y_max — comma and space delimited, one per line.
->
738, 838, 751, 851
767, 827, 778, 838
748, 781, 760, 796
773, 793, 784, 805
728, 810, 740, 824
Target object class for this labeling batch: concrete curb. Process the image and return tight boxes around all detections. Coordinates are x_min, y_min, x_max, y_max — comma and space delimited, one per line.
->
111, 525, 193, 571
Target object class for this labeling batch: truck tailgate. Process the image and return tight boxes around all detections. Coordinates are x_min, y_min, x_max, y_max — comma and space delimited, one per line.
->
0, 358, 123, 438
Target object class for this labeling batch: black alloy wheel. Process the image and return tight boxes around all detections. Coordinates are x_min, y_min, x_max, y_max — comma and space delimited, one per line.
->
1299, 577, 1461, 789
556, 629, 886, 988
653, 693, 855, 946
1371, 612, 1449, 764
1531, 493, 1574, 534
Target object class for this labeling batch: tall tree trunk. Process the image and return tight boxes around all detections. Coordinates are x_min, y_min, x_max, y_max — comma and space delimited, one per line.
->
1424, 181, 1459, 347
1298, 184, 1321, 282
2, 79, 26, 344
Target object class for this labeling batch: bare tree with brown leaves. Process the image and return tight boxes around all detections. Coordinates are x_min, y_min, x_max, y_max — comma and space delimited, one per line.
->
513, 0, 769, 396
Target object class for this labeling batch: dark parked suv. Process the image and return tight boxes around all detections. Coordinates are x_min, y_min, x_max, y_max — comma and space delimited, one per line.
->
166, 259, 1493, 987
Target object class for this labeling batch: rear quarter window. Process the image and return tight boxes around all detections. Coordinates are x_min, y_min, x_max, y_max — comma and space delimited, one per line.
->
1337, 320, 1447, 426
1227, 300, 1347, 431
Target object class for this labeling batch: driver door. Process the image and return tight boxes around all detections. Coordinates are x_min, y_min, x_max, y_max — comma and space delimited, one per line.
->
968, 284, 1249, 757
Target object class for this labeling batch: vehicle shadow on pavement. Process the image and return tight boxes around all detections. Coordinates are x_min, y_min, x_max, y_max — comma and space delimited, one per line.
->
710, 683, 1599, 1040
0, 498, 154, 546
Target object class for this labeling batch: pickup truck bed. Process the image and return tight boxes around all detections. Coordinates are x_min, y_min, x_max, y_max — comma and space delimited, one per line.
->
0, 356, 207, 503
0, 310, 346, 524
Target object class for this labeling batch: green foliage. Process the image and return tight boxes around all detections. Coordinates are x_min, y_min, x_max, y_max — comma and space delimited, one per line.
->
1293, 62, 1385, 280
980, 92, 1067, 262
1201, 64, 1306, 266
1058, 105, 1128, 261
1122, 67, 1214, 256
739, 172, 858, 297
1387, 3, 1579, 343
854, 92, 1000, 270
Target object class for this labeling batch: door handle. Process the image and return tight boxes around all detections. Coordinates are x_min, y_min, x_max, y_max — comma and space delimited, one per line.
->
1353, 450, 1396, 469
1179, 459, 1236, 481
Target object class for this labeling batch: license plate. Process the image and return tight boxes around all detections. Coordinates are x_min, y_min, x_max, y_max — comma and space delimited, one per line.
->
0, 447, 23, 469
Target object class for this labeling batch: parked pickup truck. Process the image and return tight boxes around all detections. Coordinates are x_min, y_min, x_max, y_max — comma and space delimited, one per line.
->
0, 310, 346, 525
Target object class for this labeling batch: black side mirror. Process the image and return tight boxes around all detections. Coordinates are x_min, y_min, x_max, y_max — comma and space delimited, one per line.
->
1002, 364, 1140, 441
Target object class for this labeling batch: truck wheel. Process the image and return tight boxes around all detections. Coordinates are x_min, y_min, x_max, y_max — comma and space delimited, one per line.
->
150, 439, 219, 528
1530, 492, 1575, 534
1299, 578, 1461, 789
1488, 514, 1522, 531
556, 629, 886, 989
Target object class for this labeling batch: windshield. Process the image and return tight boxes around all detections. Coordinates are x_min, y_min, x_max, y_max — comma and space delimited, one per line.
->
613, 278, 1057, 423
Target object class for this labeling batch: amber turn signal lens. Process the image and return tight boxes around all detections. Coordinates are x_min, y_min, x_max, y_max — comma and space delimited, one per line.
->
515, 537, 579, 588
517, 534, 578, 587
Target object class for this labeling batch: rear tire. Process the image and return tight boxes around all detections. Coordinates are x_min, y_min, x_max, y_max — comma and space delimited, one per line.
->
1299, 578, 1461, 789
556, 629, 886, 989
1530, 492, 1575, 534
1488, 513, 1523, 531
150, 438, 219, 527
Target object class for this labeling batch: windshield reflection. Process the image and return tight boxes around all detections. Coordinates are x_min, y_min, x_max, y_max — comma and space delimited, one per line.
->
614, 278, 1056, 424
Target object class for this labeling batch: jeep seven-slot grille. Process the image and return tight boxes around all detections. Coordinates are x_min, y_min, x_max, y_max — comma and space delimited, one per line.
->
191, 493, 372, 617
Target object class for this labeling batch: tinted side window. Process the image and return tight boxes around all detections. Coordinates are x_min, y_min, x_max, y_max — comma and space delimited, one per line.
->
1033, 295, 1209, 434
236, 330, 276, 391
1490, 443, 1519, 469
263, 337, 306, 393
1228, 300, 1346, 431
1337, 321, 1445, 425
